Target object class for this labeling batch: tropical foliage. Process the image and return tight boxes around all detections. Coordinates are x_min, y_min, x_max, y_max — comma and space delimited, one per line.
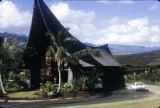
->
125, 65, 160, 85
45, 29, 100, 93
40, 82, 57, 96
0, 36, 24, 94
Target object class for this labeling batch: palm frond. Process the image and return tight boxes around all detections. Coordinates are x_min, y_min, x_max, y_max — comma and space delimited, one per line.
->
0, 37, 21, 67
10, 38, 19, 46
70, 48, 101, 60
64, 56, 79, 65
55, 47, 66, 62
45, 31, 56, 45
57, 29, 66, 46
61, 48, 101, 66
64, 37, 76, 43
46, 46, 56, 60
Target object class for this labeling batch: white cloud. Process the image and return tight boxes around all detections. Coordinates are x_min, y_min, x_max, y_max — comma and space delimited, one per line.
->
50, 2, 70, 21
0, 1, 159, 46
128, 17, 149, 28
97, 0, 110, 4
49, 2, 160, 46
95, 17, 160, 46
151, 26, 160, 33
148, 5, 159, 11
120, 0, 134, 5
108, 17, 120, 24
0, 1, 31, 33
49, 2, 95, 41
50, 2, 95, 24
151, 35, 160, 43
97, 0, 134, 5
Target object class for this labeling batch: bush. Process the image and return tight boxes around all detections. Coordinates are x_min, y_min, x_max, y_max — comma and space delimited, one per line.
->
62, 83, 74, 93
85, 72, 103, 90
40, 82, 57, 96
125, 65, 160, 85
61, 76, 88, 95
6, 71, 30, 91
5, 81, 22, 92
73, 76, 89, 91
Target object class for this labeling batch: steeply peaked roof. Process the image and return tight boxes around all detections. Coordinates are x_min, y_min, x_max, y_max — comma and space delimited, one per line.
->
27, 0, 121, 67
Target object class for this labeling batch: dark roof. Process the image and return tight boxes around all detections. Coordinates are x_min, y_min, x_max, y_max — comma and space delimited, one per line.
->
27, 0, 121, 67
92, 48, 121, 66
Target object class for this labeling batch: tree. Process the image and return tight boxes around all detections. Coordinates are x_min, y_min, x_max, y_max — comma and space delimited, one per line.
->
0, 37, 19, 94
46, 30, 100, 93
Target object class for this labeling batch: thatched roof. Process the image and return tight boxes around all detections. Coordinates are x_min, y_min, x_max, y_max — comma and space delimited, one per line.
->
27, 0, 121, 67
92, 48, 121, 66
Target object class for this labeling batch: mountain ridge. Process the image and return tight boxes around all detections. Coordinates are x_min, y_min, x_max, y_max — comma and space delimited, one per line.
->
1, 32, 160, 55
115, 49, 160, 66
85, 42, 160, 55
0, 32, 28, 43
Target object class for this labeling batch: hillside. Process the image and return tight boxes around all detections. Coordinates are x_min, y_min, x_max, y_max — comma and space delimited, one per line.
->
85, 43, 160, 55
0, 32, 28, 47
0, 32, 27, 42
115, 50, 160, 66
1, 32, 160, 58
108, 44, 160, 55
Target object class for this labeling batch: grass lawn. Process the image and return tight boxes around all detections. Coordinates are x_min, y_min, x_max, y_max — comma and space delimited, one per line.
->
7, 90, 40, 99
53, 96, 160, 108
3, 90, 160, 108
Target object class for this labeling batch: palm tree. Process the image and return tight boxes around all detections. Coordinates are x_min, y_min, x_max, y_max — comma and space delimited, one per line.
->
46, 30, 100, 93
46, 31, 66, 93
0, 37, 18, 94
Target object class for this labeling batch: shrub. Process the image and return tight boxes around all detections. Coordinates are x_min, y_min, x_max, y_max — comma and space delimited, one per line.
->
73, 76, 89, 91
125, 65, 160, 85
61, 83, 74, 93
40, 82, 57, 96
6, 71, 30, 91
5, 81, 22, 92
62, 76, 89, 95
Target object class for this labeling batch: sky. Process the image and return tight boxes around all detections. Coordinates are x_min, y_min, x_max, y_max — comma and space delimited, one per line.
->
0, 0, 160, 46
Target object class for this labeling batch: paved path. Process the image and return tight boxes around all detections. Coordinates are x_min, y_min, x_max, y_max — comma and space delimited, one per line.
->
0, 84, 159, 108
126, 83, 160, 95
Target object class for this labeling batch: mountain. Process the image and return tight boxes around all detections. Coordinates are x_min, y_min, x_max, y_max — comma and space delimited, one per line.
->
108, 44, 160, 55
2, 33, 160, 66
1, 33, 160, 56
0, 32, 28, 42
115, 50, 160, 66
0, 32, 28, 47
85, 43, 160, 55
85, 42, 160, 66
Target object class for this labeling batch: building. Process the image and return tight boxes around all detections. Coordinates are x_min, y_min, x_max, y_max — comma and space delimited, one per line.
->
25, 0, 125, 91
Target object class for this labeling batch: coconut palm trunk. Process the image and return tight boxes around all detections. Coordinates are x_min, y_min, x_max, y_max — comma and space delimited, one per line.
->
0, 72, 6, 94
57, 61, 61, 93
0, 60, 6, 94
